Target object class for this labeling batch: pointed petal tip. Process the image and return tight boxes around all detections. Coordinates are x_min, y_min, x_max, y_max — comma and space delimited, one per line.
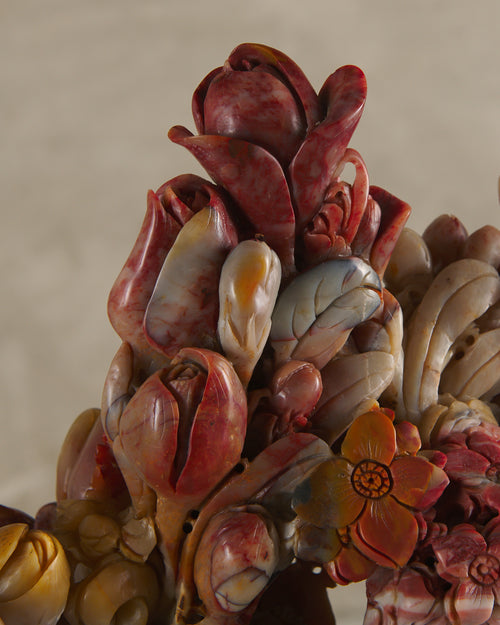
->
168, 125, 194, 143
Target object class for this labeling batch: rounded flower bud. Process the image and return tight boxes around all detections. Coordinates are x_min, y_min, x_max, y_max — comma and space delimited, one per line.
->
64, 559, 160, 625
192, 43, 320, 167
194, 508, 279, 617
118, 347, 247, 500
0, 523, 70, 625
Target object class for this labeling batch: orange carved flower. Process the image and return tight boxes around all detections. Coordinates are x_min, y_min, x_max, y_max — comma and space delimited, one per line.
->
293, 409, 448, 573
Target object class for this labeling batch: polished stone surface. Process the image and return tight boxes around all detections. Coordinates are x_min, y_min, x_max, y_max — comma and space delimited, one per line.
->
1, 2, 499, 622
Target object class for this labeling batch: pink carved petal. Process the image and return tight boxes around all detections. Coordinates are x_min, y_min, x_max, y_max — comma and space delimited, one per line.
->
445, 582, 494, 625
107, 190, 180, 354
118, 370, 179, 497
485, 517, 500, 559
393, 567, 441, 624
155, 173, 218, 226
171, 347, 247, 497
192, 66, 223, 133
227, 43, 321, 131
290, 65, 367, 228
350, 196, 381, 260
394, 421, 421, 455
168, 126, 296, 273
353, 497, 418, 568
325, 544, 376, 585
433, 524, 486, 582
202, 67, 306, 167
368, 186, 411, 277
293, 458, 364, 529
391, 455, 435, 508
416, 459, 449, 510
331, 148, 369, 244
341, 410, 396, 466
468, 429, 500, 464
443, 447, 491, 480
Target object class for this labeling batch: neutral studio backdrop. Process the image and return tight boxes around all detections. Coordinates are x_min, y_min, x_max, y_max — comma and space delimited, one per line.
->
1, 1, 499, 622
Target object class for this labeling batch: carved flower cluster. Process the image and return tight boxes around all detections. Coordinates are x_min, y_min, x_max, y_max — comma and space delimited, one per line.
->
0, 42, 499, 625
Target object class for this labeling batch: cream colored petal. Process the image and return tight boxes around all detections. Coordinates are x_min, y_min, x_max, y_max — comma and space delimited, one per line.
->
440, 327, 500, 400
144, 206, 237, 357
270, 257, 381, 368
403, 259, 500, 422
314, 351, 394, 444
218, 240, 281, 387
384, 228, 432, 294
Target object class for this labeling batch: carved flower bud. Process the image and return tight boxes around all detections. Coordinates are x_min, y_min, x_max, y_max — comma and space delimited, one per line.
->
65, 559, 160, 625
194, 508, 279, 617
107, 174, 237, 372
0, 523, 70, 625
218, 239, 281, 387
117, 347, 247, 499
269, 360, 323, 429
192, 43, 320, 167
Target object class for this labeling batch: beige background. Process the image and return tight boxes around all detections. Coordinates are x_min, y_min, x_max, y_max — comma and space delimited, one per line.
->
1, 1, 499, 622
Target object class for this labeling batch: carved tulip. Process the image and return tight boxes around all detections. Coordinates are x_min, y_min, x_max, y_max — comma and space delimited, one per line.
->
0, 523, 70, 625
192, 43, 320, 167
169, 44, 368, 274
117, 347, 247, 499
107, 174, 238, 376
115, 347, 247, 573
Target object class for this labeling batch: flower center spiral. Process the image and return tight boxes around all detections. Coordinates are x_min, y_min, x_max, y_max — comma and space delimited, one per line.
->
469, 554, 500, 586
351, 460, 392, 499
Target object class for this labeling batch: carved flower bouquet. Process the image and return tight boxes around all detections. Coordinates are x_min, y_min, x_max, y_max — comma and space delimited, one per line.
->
1, 43, 499, 625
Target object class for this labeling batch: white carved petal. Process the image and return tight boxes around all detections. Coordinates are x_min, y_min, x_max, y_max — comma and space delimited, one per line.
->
440, 327, 500, 400
270, 257, 381, 368
218, 240, 281, 387
403, 259, 500, 422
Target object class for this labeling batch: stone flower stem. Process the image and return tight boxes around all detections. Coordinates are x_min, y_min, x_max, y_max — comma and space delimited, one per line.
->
155, 495, 202, 581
